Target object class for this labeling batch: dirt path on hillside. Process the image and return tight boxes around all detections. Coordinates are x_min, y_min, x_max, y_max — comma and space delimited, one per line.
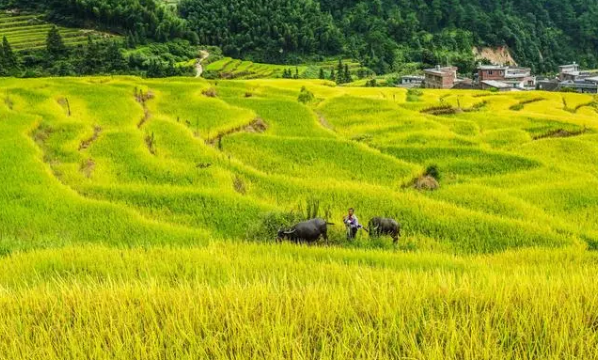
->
195, 50, 210, 78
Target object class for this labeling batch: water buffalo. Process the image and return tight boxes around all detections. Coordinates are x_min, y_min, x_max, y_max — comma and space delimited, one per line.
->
277, 218, 334, 244
368, 217, 401, 245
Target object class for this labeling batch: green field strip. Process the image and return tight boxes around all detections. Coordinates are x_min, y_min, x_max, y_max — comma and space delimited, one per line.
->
0, 15, 39, 23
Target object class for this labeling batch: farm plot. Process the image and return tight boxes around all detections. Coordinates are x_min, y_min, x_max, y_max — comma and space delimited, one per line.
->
0, 13, 113, 51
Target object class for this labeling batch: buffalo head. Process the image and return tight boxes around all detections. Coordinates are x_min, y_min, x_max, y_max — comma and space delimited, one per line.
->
277, 228, 295, 242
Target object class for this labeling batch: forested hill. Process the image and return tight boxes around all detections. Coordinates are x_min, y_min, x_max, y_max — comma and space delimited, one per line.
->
0, 0, 198, 43
1, 0, 597, 74
179, 0, 598, 73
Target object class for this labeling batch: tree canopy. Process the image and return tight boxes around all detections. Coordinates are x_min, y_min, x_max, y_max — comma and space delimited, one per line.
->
1, 0, 597, 74
179, 0, 598, 73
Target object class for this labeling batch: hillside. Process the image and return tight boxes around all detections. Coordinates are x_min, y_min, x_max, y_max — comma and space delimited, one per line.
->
2, 77, 598, 357
0, 13, 111, 51
1, 77, 598, 252
2, 0, 597, 75
179, 0, 598, 73
203, 57, 363, 80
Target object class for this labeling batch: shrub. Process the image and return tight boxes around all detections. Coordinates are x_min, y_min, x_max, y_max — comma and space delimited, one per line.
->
425, 164, 441, 181
297, 86, 315, 104
245, 211, 304, 241
202, 88, 218, 97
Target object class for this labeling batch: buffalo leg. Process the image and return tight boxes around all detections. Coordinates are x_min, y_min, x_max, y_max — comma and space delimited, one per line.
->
392, 231, 399, 248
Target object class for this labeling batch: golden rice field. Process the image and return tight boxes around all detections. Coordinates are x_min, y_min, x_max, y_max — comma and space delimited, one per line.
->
1, 76, 598, 358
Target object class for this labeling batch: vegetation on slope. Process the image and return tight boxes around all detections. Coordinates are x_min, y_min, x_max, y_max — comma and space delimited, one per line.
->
0, 15, 198, 77
179, 0, 598, 73
0, 0, 196, 43
1, 77, 597, 253
1, 77, 598, 357
3, 0, 597, 74
0, 13, 109, 51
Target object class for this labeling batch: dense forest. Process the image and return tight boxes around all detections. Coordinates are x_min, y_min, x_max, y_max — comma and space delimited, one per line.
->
0, 30, 197, 77
179, 0, 598, 73
1, 0, 597, 75
0, 0, 199, 77
0, 0, 197, 43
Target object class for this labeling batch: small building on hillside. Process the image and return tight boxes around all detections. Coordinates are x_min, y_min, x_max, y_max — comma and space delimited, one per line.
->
536, 79, 561, 91
559, 78, 598, 94
558, 63, 598, 82
559, 63, 580, 81
477, 65, 535, 90
399, 75, 424, 88
423, 66, 458, 89
537, 63, 598, 93
480, 80, 515, 92
452, 78, 474, 89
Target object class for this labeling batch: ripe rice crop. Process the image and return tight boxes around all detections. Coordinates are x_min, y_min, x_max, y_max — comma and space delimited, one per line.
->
1, 75, 598, 357
1, 244, 598, 359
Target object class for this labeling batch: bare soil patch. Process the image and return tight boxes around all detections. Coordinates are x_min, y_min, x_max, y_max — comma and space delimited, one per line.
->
412, 175, 440, 191
206, 118, 268, 147
79, 125, 102, 151
533, 128, 587, 140
80, 158, 96, 178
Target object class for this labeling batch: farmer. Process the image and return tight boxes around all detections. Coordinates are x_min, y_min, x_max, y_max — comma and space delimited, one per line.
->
343, 208, 362, 240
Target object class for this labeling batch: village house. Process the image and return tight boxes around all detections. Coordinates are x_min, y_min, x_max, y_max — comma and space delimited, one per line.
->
536, 78, 561, 91
559, 63, 580, 81
423, 66, 458, 89
559, 77, 598, 94
477, 65, 535, 90
399, 75, 424, 88
537, 63, 598, 93
452, 78, 474, 89
479, 80, 512, 91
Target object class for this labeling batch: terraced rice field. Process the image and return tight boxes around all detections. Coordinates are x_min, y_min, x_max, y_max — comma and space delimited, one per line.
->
204, 57, 362, 79
1, 76, 598, 358
0, 13, 111, 51
2, 77, 598, 251
205, 57, 310, 79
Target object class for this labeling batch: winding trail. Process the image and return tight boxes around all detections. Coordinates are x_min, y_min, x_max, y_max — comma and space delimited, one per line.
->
195, 50, 210, 78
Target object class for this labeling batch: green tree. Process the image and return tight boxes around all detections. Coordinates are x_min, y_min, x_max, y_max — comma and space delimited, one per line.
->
83, 36, 101, 74
105, 41, 128, 72
0, 45, 5, 76
336, 59, 344, 84
344, 64, 351, 83
319, 67, 325, 79
329, 68, 335, 81
46, 26, 67, 60
2, 36, 19, 72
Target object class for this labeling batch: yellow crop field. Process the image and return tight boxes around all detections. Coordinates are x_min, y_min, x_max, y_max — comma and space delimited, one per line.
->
1, 76, 598, 358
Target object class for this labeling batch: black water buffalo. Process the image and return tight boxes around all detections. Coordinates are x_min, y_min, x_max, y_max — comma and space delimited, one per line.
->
277, 218, 334, 244
368, 217, 401, 245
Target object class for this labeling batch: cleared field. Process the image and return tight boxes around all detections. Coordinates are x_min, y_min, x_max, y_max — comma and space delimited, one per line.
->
0, 13, 113, 51
1, 76, 598, 357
